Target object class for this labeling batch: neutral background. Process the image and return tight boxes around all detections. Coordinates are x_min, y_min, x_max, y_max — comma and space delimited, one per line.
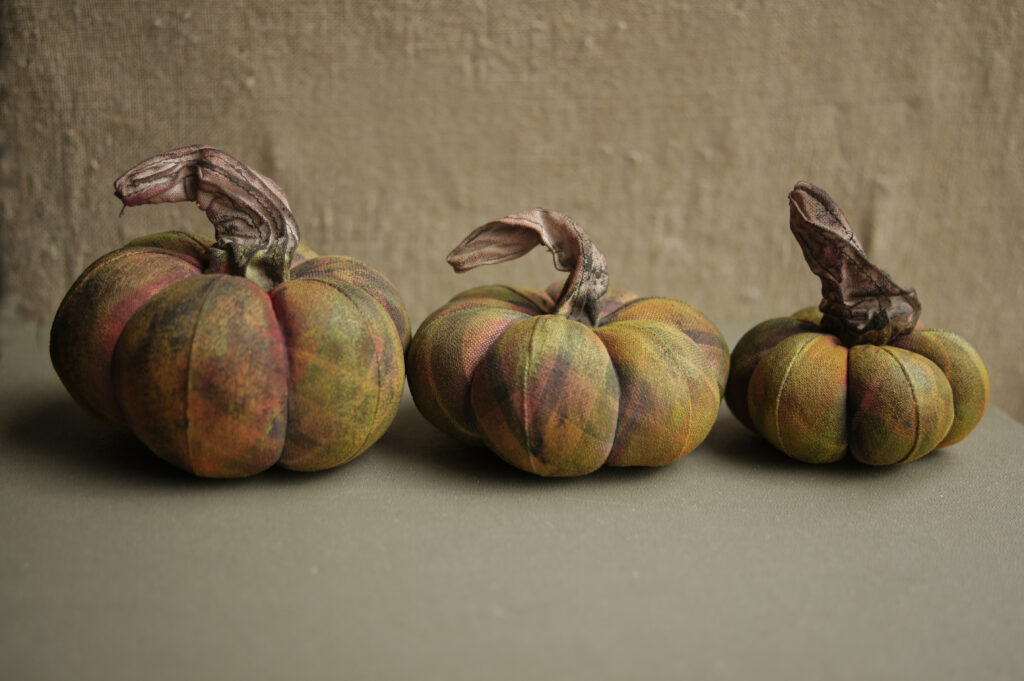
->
1, 0, 1021, 421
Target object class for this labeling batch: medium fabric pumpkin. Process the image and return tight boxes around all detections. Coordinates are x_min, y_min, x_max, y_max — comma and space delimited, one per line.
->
51, 146, 410, 477
408, 208, 729, 477
725, 182, 988, 465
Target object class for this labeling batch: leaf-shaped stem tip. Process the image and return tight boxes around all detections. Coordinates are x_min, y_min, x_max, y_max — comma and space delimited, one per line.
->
788, 181, 920, 346
114, 145, 299, 290
447, 208, 609, 326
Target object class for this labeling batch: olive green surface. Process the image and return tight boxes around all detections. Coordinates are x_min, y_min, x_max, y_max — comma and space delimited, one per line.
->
4, 319, 1023, 681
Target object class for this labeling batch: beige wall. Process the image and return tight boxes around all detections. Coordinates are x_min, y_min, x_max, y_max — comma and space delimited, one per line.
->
2, 0, 1021, 421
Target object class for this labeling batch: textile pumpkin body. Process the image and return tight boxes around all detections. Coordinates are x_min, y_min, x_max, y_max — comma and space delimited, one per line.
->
726, 307, 988, 465
407, 209, 728, 477
726, 183, 988, 465
50, 147, 409, 477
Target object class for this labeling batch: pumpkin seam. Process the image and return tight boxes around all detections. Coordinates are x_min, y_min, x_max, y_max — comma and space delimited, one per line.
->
658, 327, 697, 459
498, 285, 532, 310
407, 312, 457, 437
845, 344, 853, 461
68, 248, 199, 428
597, 326, 626, 462
522, 317, 538, 475
183, 277, 218, 475
595, 297, 632, 327
267, 284, 294, 467
674, 332, 721, 457
772, 335, 814, 457
423, 308, 508, 443
318, 278, 387, 460
417, 316, 457, 434
884, 346, 920, 464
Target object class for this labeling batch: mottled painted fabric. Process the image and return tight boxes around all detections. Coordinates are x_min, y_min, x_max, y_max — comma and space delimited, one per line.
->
891, 329, 990, 447
407, 281, 728, 477
726, 309, 989, 465
595, 319, 720, 468
847, 344, 954, 465
724, 316, 819, 431
114, 274, 291, 477
50, 231, 408, 477
290, 255, 411, 351
271, 277, 405, 471
470, 315, 621, 476
747, 332, 848, 464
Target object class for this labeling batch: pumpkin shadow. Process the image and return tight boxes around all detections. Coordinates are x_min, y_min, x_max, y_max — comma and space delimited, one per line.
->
2, 393, 353, 488
703, 408, 940, 478
3, 393, 198, 485
701, 410, 809, 470
375, 398, 534, 484
377, 395, 673, 487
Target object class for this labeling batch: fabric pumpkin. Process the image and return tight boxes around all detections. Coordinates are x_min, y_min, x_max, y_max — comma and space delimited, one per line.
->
725, 182, 988, 465
51, 146, 409, 477
408, 208, 729, 477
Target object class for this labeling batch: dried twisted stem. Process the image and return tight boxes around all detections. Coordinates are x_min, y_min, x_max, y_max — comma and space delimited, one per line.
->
447, 208, 609, 326
788, 181, 920, 346
114, 145, 299, 289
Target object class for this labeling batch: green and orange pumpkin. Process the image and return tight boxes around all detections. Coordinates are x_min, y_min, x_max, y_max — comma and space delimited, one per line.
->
726, 182, 988, 465
50, 146, 409, 477
407, 208, 729, 477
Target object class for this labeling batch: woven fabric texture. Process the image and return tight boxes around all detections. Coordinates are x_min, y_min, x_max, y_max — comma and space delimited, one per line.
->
1, 0, 1021, 420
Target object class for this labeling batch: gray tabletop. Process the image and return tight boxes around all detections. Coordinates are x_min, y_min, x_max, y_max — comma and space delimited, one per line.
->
2, 320, 1022, 681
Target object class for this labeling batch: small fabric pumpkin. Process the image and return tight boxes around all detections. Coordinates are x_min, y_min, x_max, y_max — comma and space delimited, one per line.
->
407, 208, 729, 477
51, 146, 410, 477
726, 182, 988, 465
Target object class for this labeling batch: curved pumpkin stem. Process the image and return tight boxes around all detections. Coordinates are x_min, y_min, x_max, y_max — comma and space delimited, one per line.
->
788, 181, 921, 346
114, 145, 299, 290
447, 208, 609, 326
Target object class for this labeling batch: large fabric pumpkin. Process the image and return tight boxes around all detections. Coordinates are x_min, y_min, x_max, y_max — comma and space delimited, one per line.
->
407, 208, 729, 477
726, 182, 988, 465
51, 146, 409, 477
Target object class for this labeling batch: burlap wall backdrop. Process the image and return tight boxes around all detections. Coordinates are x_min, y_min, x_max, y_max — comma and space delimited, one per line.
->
2, 1, 1021, 422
